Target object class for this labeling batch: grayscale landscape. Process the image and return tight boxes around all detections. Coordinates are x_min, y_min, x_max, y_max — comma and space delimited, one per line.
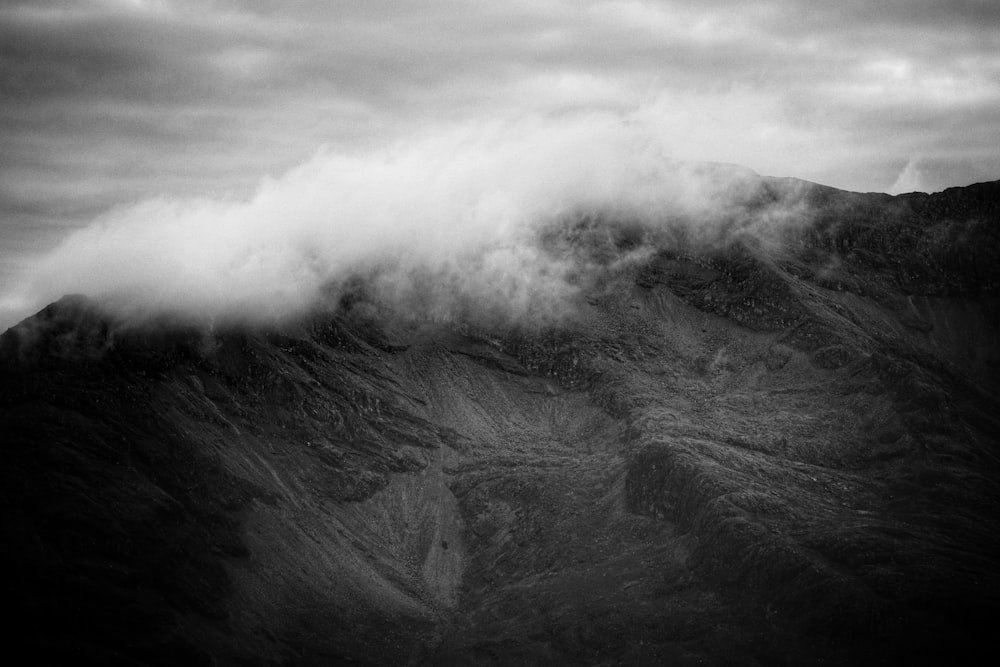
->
1, 2, 998, 666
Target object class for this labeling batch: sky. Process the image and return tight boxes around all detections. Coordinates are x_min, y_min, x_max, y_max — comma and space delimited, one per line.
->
1, 0, 999, 327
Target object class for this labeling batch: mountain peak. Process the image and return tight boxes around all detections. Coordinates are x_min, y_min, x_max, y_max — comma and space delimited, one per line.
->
2, 175, 999, 666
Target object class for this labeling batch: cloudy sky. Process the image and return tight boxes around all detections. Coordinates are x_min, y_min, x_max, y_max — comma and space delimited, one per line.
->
1, 0, 999, 326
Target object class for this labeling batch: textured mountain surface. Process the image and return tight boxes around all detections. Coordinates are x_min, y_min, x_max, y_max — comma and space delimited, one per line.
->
1, 177, 998, 666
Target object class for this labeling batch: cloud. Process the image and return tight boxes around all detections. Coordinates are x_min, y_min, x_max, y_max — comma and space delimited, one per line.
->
2, 112, 805, 330
1, 0, 998, 326
887, 157, 927, 195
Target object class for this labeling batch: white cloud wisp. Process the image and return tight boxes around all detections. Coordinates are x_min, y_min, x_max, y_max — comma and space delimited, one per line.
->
2, 113, 805, 330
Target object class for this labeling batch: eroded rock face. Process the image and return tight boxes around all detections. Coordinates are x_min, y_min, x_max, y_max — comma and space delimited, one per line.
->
2, 178, 999, 666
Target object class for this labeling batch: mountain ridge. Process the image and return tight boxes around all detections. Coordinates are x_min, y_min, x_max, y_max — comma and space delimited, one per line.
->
1, 175, 998, 665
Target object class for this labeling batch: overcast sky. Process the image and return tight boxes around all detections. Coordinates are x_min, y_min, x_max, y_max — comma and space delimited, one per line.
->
1, 0, 999, 322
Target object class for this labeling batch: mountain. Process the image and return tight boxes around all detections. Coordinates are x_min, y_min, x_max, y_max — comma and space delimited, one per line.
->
1, 175, 999, 666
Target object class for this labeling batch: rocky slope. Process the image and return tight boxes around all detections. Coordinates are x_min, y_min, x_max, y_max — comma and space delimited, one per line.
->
1, 176, 998, 665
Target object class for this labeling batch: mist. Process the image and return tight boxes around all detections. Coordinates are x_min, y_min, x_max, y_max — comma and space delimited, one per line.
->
0, 113, 810, 331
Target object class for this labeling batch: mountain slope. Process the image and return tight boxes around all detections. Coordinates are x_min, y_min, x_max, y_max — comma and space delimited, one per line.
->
1, 177, 999, 665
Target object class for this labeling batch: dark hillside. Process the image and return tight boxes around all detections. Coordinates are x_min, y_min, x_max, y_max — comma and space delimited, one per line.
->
2, 178, 999, 665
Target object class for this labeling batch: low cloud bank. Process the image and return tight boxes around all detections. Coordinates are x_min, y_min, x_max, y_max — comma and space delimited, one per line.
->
2, 113, 813, 331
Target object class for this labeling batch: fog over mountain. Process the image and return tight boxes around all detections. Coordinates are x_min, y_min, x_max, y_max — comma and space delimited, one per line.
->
2, 114, 817, 330
2, 2, 1000, 666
